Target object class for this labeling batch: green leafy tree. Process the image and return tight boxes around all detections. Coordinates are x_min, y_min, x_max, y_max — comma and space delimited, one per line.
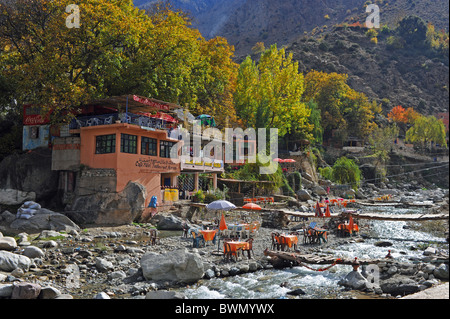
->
331, 157, 361, 189
234, 45, 312, 139
406, 115, 448, 149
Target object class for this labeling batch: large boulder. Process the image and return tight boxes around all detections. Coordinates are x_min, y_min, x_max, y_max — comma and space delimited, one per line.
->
9, 208, 80, 233
67, 181, 146, 226
153, 214, 185, 230
141, 249, 204, 284
11, 282, 41, 299
0, 251, 32, 272
379, 275, 421, 296
296, 189, 312, 201
0, 189, 36, 206
338, 270, 369, 290
433, 263, 449, 280
0, 236, 17, 250
0, 148, 58, 204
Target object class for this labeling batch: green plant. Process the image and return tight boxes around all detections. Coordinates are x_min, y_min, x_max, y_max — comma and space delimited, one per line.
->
318, 166, 333, 180
192, 189, 205, 203
331, 157, 361, 189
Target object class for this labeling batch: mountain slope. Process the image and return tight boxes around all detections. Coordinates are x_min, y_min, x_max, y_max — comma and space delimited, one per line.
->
285, 26, 449, 115
136, 0, 449, 57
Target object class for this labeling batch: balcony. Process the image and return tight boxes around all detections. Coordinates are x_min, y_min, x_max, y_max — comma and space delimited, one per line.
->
180, 155, 224, 173
69, 113, 179, 138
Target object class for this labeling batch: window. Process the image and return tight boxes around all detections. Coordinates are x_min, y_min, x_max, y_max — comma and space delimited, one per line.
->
160, 140, 176, 158
120, 133, 137, 154
141, 137, 157, 156
96, 134, 116, 154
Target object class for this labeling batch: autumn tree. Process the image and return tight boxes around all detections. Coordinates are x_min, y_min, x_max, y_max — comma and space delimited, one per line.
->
234, 45, 312, 139
0, 0, 238, 126
303, 70, 376, 142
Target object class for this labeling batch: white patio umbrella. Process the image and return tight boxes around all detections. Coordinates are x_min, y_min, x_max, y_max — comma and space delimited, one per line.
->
206, 200, 236, 252
206, 200, 236, 211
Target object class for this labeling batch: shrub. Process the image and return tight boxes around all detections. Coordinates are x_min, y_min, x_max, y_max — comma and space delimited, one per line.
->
331, 157, 361, 189
192, 190, 205, 203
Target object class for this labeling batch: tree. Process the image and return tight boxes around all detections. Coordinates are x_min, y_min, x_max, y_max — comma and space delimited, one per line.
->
0, 0, 153, 123
234, 45, 312, 139
397, 15, 428, 47
406, 115, 447, 149
303, 70, 376, 141
0, 0, 239, 126
331, 157, 361, 190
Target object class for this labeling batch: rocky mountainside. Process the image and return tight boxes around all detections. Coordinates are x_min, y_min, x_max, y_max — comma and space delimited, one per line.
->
285, 26, 449, 115
136, 0, 449, 57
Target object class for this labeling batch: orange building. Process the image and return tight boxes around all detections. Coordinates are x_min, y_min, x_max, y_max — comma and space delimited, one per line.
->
51, 95, 182, 209
78, 122, 180, 201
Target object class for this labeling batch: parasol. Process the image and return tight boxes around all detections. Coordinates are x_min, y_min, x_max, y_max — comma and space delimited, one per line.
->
206, 200, 236, 211
315, 201, 323, 217
242, 203, 262, 211
196, 114, 216, 127
348, 215, 354, 235
219, 213, 228, 231
325, 205, 331, 217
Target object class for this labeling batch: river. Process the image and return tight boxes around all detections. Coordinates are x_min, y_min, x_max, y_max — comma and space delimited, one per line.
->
179, 205, 448, 299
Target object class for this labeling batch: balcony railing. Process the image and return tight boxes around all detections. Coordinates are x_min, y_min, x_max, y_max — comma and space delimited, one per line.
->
69, 113, 178, 138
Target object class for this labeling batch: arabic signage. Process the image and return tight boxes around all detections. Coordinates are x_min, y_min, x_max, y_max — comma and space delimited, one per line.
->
135, 157, 179, 172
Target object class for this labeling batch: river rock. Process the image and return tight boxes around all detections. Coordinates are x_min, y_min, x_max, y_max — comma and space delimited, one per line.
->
9, 208, 80, 233
0, 284, 14, 297
95, 257, 114, 272
287, 288, 306, 296
11, 282, 41, 299
338, 270, 369, 290
154, 214, 184, 230
423, 247, 437, 256
94, 292, 111, 299
379, 275, 420, 296
296, 189, 312, 201
374, 241, 393, 247
23, 246, 45, 259
141, 249, 204, 283
39, 286, 62, 299
433, 264, 449, 280
0, 236, 17, 250
0, 251, 31, 272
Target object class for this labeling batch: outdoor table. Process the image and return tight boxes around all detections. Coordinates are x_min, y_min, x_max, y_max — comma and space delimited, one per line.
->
200, 229, 217, 244
314, 228, 328, 243
279, 234, 298, 249
225, 241, 250, 253
338, 223, 359, 235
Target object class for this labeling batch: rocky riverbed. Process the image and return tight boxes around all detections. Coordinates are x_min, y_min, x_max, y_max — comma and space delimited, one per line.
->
1, 214, 448, 299
0, 185, 448, 299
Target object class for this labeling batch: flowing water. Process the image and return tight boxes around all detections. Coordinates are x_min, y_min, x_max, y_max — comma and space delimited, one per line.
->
180, 206, 448, 299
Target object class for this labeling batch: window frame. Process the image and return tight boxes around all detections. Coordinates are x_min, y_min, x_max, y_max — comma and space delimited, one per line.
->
141, 136, 158, 156
120, 133, 137, 154
160, 140, 176, 158
95, 134, 116, 154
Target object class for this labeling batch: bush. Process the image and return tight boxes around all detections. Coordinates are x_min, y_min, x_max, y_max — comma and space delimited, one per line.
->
331, 157, 361, 189
192, 190, 205, 203
318, 166, 333, 180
